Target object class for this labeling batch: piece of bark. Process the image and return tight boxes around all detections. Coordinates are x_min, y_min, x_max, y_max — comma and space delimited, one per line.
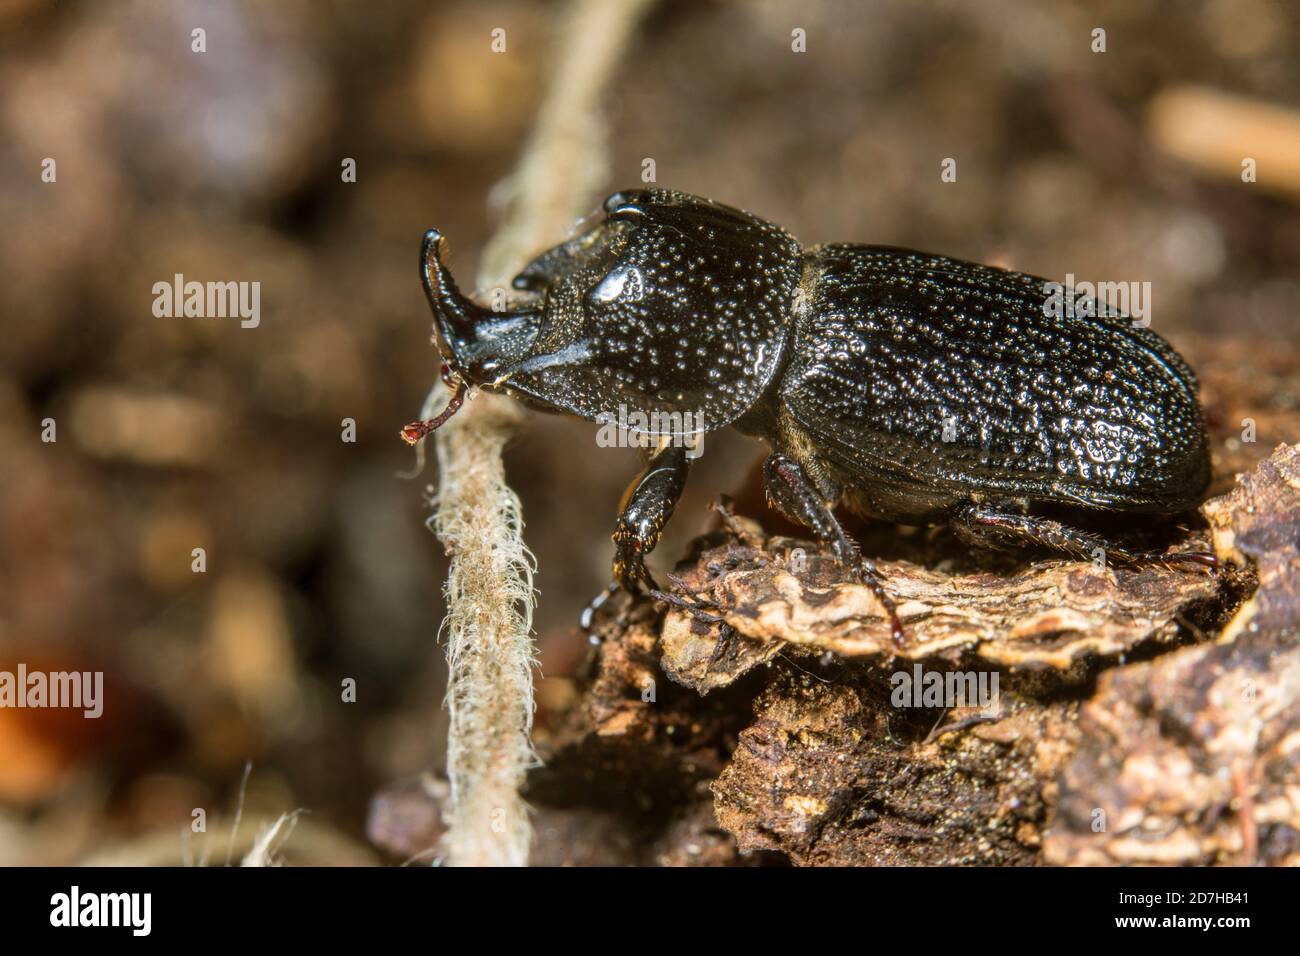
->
712, 674, 1078, 865
1205, 443, 1300, 640
531, 445, 1295, 866
660, 520, 1226, 691
1043, 444, 1300, 865
1042, 637, 1300, 865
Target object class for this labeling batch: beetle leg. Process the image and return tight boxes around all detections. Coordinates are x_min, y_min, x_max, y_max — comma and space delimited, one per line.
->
762, 454, 907, 645
953, 503, 1220, 569
611, 443, 692, 595
579, 581, 620, 636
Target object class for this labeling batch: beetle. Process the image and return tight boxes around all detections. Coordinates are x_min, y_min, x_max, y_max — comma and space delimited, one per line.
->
403, 188, 1217, 643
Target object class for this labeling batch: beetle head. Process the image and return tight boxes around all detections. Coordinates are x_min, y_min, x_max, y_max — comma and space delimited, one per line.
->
409, 190, 802, 444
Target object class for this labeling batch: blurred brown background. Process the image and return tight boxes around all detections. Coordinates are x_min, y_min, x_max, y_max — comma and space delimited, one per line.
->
0, 0, 1296, 864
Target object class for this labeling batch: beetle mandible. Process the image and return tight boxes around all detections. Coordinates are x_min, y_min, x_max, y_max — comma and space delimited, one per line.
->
403, 189, 1216, 643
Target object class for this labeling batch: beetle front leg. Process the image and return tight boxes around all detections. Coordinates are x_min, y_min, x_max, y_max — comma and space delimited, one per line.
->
581, 443, 695, 637
611, 442, 692, 595
762, 454, 906, 645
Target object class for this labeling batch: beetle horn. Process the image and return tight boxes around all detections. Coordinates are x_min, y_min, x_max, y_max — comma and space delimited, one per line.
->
420, 228, 498, 355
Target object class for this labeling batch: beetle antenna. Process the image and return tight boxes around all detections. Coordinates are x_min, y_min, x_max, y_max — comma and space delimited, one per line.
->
400, 365, 469, 445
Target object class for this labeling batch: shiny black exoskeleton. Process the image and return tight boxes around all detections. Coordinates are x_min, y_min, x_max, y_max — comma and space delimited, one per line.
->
405, 189, 1215, 642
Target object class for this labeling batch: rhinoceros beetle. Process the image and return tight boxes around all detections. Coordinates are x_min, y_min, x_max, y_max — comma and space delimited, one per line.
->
404, 188, 1217, 643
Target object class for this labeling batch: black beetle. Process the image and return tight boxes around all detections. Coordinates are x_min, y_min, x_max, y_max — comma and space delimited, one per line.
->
404, 189, 1216, 642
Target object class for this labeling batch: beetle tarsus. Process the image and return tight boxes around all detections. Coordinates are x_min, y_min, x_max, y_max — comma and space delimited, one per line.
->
706, 623, 742, 674
580, 581, 619, 633
649, 587, 727, 625
855, 558, 907, 646
1150, 549, 1220, 570
580, 581, 636, 645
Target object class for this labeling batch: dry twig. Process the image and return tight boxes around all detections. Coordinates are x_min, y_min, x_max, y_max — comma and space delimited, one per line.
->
422, 0, 654, 867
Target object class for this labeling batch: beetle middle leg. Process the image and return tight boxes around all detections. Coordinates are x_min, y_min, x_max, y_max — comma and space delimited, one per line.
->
762, 453, 907, 644
953, 502, 1219, 568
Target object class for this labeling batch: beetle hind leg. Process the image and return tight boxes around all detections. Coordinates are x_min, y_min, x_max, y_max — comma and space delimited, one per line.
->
953, 503, 1219, 569
762, 454, 907, 645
